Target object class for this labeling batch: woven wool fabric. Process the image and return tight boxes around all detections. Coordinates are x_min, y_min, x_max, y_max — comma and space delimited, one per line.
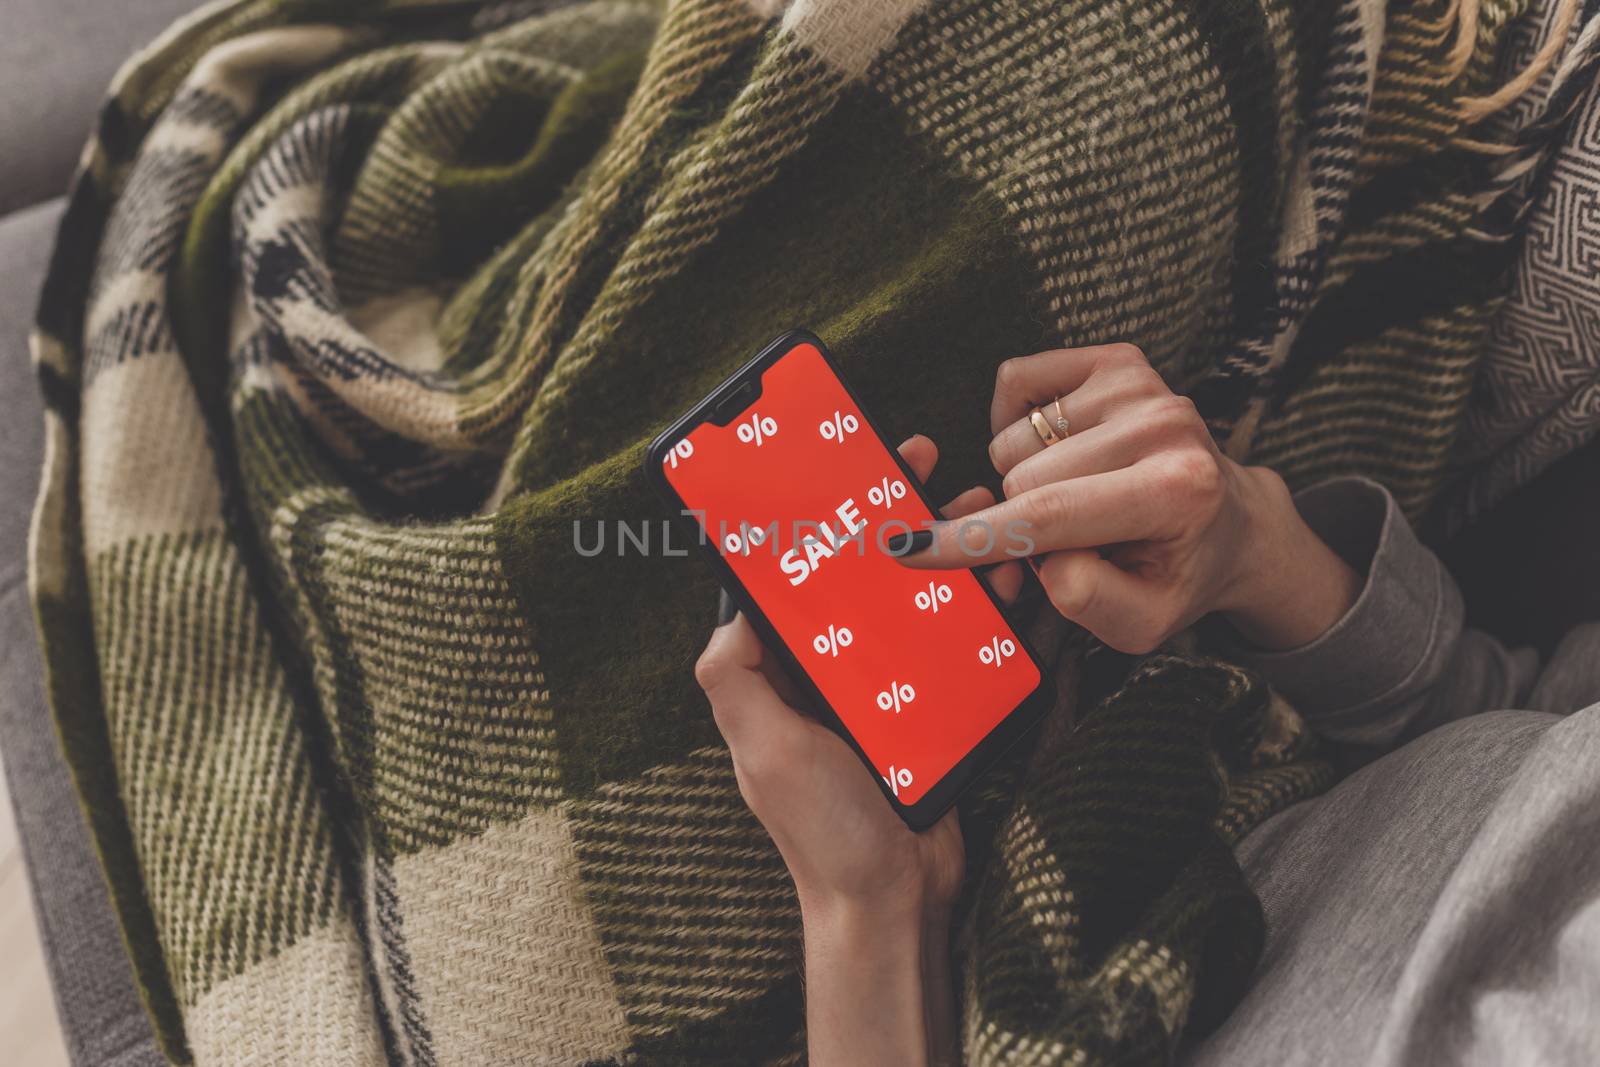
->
27, 0, 1593, 1063
1445, 0, 1600, 527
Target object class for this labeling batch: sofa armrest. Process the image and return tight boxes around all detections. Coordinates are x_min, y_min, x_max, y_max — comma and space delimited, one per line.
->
0, 0, 207, 215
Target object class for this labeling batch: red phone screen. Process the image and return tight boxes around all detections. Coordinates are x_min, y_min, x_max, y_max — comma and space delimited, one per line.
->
662, 341, 1040, 806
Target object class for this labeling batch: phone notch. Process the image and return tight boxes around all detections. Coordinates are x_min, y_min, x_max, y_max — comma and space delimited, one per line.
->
708, 374, 765, 426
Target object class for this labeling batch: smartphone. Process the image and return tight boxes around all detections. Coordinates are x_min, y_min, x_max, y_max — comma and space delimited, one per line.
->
647, 330, 1052, 829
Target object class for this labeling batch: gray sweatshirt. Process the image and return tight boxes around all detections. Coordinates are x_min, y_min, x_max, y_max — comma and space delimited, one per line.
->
1185, 477, 1600, 1067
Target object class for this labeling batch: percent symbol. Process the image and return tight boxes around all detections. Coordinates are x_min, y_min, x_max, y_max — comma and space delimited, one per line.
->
818, 410, 860, 443
812, 625, 854, 657
914, 581, 953, 613
866, 477, 907, 509
883, 765, 914, 798
663, 440, 694, 469
723, 523, 768, 556
735, 412, 778, 447
978, 636, 1017, 667
876, 681, 916, 713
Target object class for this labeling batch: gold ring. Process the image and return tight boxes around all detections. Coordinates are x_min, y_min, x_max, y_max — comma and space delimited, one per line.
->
1050, 397, 1070, 438
1028, 408, 1062, 447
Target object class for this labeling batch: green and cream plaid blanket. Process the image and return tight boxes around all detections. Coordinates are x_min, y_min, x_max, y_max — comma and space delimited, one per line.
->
28, 0, 1596, 1063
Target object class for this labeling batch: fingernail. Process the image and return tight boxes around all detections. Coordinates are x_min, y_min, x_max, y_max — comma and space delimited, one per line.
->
716, 589, 739, 626
885, 529, 934, 557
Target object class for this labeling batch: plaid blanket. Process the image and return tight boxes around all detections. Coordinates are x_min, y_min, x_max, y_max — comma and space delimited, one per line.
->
28, 0, 1594, 1063
1447, 0, 1600, 526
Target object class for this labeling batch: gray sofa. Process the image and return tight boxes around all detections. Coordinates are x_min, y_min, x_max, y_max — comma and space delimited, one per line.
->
1, 4, 204, 1064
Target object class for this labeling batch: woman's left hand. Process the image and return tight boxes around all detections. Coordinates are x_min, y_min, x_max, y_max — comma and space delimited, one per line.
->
697, 434, 1000, 919
696, 434, 1001, 1066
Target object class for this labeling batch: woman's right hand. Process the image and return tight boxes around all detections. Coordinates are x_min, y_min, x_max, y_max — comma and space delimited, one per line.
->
893, 343, 1361, 654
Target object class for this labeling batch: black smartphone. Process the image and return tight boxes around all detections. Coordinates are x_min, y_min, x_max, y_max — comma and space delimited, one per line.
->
646, 330, 1052, 829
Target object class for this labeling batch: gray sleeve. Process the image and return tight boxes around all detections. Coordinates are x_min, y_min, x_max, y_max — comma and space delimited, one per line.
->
1229, 477, 1541, 753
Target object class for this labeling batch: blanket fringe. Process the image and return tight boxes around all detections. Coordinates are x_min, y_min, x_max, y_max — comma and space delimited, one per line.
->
1465, 0, 1600, 238
1457, 0, 1581, 121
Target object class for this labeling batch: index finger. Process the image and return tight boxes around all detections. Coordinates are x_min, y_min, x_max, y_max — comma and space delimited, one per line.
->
696, 615, 806, 754
991, 343, 1142, 433
891, 468, 1158, 568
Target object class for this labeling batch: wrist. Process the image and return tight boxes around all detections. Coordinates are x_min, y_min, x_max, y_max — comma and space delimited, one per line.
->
794, 838, 961, 930
801, 893, 933, 1066
797, 875, 950, 933
802, 892, 926, 952
1221, 465, 1361, 651
797, 882, 958, 995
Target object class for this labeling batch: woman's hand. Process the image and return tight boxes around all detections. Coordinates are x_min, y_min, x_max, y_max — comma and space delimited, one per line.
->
893, 343, 1361, 654
696, 435, 998, 1066
697, 610, 963, 912
696, 434, 973, 916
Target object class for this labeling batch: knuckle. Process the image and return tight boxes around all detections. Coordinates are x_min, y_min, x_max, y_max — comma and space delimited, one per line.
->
693, 649, 728, 693
1162, 393, 1200, 424
995, 356, 1029, 394
1153, 446, 1222, 501
1045, 574, 1093, 619
1043, 575, 1094, 617
1042, 556, 1095, 618
1182, 450, 1224, 499
1105, 342, 1147, 368
1107, 362, 1165, 401
1143, 395, 1191, 436
1026, 485, 1075, 535
1132, 364, 1172, 397
1001, 465, 1031, 500
990, 422, 1027, 471
987, 431, 1006, 469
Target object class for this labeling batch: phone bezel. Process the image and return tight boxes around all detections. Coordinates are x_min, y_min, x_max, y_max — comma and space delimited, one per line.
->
645, 329, 1054, 831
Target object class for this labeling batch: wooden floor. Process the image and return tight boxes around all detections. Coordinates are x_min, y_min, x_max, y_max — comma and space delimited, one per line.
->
0, 759, 72, 1066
